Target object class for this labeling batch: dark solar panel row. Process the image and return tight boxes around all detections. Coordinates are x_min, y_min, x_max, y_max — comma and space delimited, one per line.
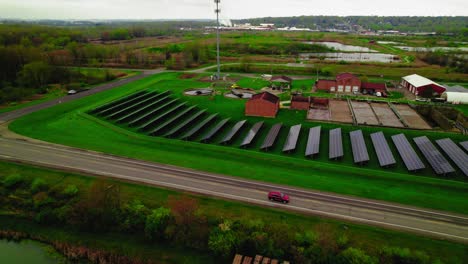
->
220, 120, 247, 144
164, 110, 207, 138
137, 102, 186, 130
460, 141, 468, 152
414, 136, 455, 175
149, 106, 196, 135
105, 92, 162, 119
435, 138, 467, 176
240, 121, 264, 148
329, 128, 343, 159
260, 123, 283, 151
201, 118, 231, 142
350, 130, 369, 164
91, 91, 147, 114
370, 132, 396, 167
391, 134, 425, 171
181, 113, 218, 140
283, 124, 302, 153
117, 95, 171, 123
128, 99, 179, 126
305, 126, 321, 157
98, 91, 151, 116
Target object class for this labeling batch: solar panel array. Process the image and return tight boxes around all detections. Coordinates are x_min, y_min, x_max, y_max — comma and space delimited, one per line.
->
460, 141, 468, 152
350, 130, 369, 164
391, 134, 425, 171
305, 126, 321, 157
91, 91, 147, 114
329, 128, 343, 159
370, 132, 396, 167
240, 122, 264, 147
201, 118, 230, 142
98, 92, 151, 116
148, 106, 196, 135
106, 92, 163, 119
283, 124, 302, 152
138, 102, 186, 130
117, 95, 171, 123
220, 120, 247, 144
435, 138, 467, 176
181, 113, 218, 140
164, 110, 206, 137
260, 123, 282, 151
413, 136, 455, 175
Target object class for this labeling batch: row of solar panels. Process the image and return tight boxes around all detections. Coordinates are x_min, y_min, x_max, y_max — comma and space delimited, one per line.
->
91, 91, 467, 176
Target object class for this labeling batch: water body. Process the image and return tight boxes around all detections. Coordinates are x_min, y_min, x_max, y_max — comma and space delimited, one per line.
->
304, 41, 377, 52
300, 52, 398, 63
0, 239, 67, 264
396, 46, 468, 52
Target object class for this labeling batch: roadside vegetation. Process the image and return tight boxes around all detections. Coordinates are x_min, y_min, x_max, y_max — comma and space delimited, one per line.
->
0, 161, 466, 263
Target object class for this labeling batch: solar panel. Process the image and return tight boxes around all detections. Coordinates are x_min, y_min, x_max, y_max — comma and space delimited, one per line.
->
329, 128, 343, 159
283, 124, 302, 152
260, 123, 282, 151
164, 110, 206, 138
98, 91, 151, 116
436, 138, 468, 176
180, 114, 218, 140
414, 136, 455, 175
200, 118, 230, 142
137, 101, 186, 130
240, 122, 264, 148
220, 120, 247, 144
370, 132, 396, 167
350, 130, 369, 164
91, 91, 147, 114
128, 99, 179, 126
460, 141, 468, 152
117, 95, 171, 123
305, 126, 321, 157
106, 92, 162, 119
148, 106, 196, 135
391, 134, 425, 171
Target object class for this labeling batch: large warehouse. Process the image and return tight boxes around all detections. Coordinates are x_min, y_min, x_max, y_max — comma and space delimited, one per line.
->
245, 92, 280, 117
401, 74, 446, 97
315, 73, 386, 95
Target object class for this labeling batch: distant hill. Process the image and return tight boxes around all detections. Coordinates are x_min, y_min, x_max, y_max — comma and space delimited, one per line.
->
233, 16, 468, 35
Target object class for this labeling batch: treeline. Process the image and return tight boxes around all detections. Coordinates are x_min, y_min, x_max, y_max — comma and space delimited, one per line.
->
234, 16, 468, 35
0, 173, 449, 264
419, 52, 468, 74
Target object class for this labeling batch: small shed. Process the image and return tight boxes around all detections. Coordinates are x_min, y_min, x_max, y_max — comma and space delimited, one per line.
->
290, 95, 310, 110
270, 76, 293, 89
245, 92, 280, 118
361, 82, 387, 95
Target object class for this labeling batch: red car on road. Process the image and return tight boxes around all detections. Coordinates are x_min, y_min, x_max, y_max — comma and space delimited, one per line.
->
268, 191, 289, 203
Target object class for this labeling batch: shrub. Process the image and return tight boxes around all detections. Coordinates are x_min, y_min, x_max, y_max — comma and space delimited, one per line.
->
62, 185, 78, 197
145, 207, 172, 240
30, 178, 48, 193
338, 247, 377, 264
2, 173, 26, 189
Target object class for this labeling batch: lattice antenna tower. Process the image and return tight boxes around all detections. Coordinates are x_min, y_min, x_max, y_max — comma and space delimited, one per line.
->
214, 0, 221, 79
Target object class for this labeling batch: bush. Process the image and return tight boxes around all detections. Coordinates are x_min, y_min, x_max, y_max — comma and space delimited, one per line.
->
2, 173, 26, 189
30, 178, 48, 193
62, 185, 79, 197
145, 207, 172, 240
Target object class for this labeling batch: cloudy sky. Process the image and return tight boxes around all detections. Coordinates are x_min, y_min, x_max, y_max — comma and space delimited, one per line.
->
0, 0, 467, 20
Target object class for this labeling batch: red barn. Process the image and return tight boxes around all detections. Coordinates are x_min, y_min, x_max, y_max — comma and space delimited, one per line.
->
245, 92, 280, 118
401, 74, 446, 97
336, 73, 361, 93
315, 80, 337, 92
315, 73, 386, 95
291, 95, 310, 110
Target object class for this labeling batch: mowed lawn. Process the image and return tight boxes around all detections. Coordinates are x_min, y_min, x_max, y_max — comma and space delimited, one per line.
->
10, 72, 468, 214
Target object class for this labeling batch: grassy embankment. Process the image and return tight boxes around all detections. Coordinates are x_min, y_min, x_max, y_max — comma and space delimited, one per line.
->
9, 72, 468, 215
0, 161, 467, 263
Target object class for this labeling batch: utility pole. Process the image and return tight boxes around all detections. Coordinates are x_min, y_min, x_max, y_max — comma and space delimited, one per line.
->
215, 0, 221, 80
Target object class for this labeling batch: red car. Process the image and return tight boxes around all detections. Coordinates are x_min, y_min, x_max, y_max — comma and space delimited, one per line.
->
268, 191, 289, 204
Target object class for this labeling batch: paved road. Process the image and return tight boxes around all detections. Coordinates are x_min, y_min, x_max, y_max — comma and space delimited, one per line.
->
0, 70, 162, 124
0, 137, 467, 243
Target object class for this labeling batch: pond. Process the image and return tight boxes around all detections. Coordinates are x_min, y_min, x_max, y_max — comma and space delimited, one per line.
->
395, 46, 468, 52
0, 239, 68, 263
300, 52, 398, 63
304, 41, 377, 52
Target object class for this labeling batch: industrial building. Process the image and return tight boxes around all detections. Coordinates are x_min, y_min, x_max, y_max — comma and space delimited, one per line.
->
400, 74, 446, 97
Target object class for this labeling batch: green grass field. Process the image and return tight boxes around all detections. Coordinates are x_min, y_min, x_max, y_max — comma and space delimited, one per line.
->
0, 161, 466, 264
9, 72, 468, 215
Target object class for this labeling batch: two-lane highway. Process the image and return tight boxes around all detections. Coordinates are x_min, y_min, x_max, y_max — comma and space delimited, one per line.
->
1, 137, 467, 243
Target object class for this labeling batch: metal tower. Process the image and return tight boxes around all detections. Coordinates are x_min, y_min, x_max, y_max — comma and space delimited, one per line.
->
214, 0, 221, 80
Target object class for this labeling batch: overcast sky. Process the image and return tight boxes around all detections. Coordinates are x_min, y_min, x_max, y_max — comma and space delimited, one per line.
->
1, 0, 467, 20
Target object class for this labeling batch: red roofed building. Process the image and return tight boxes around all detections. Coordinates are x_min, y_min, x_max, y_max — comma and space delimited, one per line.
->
245, 92, 280, 117
401, 74, 446, 97
335, 73, 361, 93
291, 95, 310, 110
270, 75, 293, 89
315, 73, 386, 95
316, 80, 337, 92
362, 82, 387, 95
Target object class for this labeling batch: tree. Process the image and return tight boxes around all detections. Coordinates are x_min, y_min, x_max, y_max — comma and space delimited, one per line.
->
338, 247, 377, 264
208, 226, 238, 257
18, 61, 51, 92
120, 199, 148, 233
145, 207, 172, 240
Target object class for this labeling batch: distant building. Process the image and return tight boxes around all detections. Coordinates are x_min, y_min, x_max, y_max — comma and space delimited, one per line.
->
245, 92, 280, 118
401, 74, 446, 97
270, 75, 293, 89
315, 73, 386, 95
290, 95, 310, 110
